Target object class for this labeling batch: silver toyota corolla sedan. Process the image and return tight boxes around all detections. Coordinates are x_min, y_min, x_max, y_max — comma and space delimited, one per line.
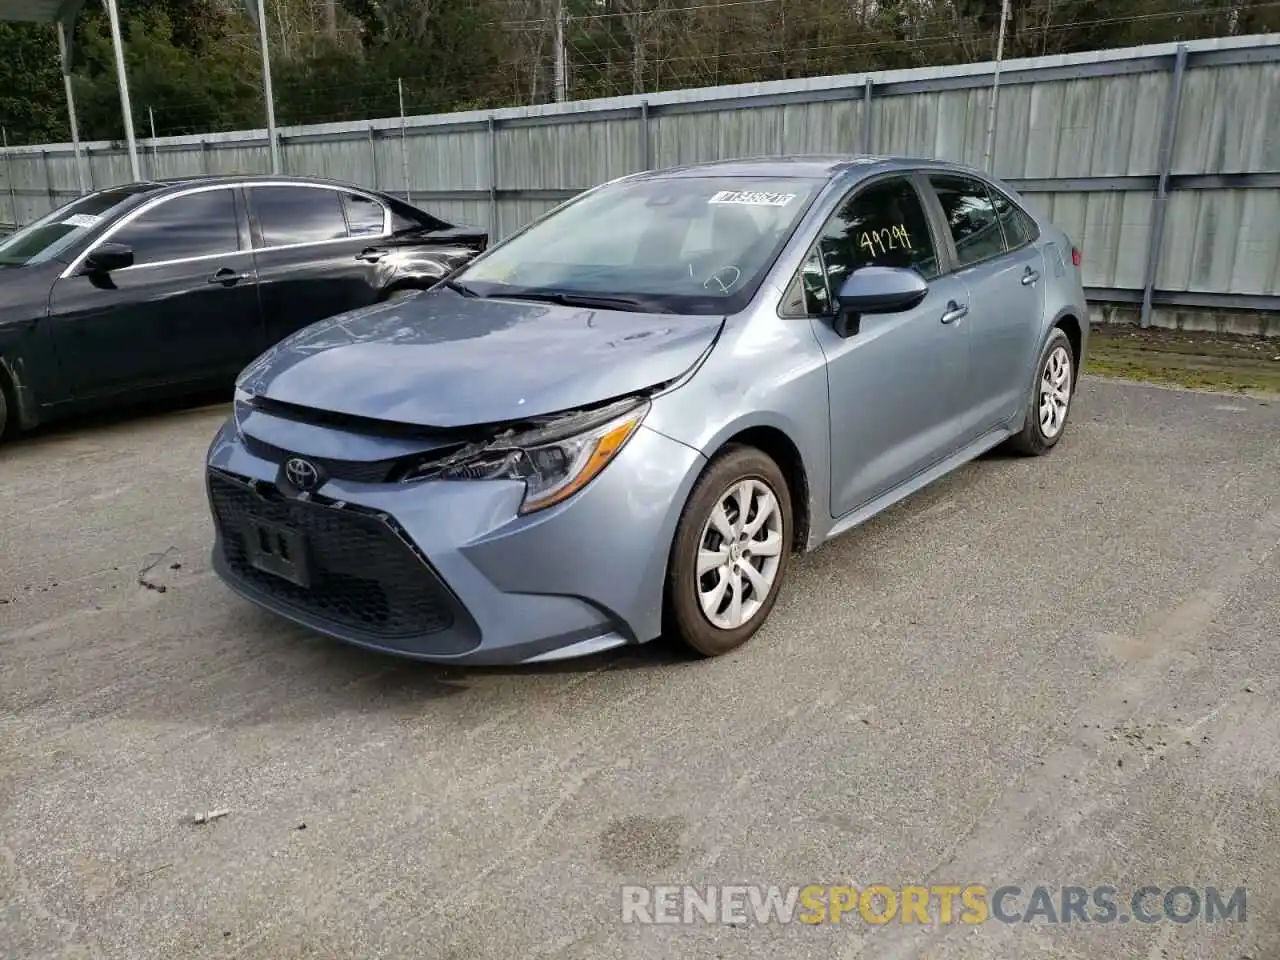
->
206, 155, 1088, 665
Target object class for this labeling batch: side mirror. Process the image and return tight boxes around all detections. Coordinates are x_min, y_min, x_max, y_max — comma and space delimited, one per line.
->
83, 242, 134, 274
833, 266, 929, 337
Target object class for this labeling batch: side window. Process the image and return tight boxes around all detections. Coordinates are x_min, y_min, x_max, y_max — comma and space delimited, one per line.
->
929, 175, 1005, 267
815, 177, 940, 300
989, 188, 1038, 250
342, 192, 386, 237
780, 248, 831, 317
110, 189, 240, 266
252, 186, 349, 247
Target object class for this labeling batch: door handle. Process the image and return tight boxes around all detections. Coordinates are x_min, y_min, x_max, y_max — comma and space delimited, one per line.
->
208, 268, 246, 286
356, 248, 385, 263
1021, 267, 1040, 286
940, 301, 969, 325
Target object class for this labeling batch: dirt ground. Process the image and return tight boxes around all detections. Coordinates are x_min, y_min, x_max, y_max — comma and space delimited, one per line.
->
1086, 324, 1280, 396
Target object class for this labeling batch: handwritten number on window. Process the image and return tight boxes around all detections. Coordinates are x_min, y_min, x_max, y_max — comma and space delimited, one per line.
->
857, 224, 913, 258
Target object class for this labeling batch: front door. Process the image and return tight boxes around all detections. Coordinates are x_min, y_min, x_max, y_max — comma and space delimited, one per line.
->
801, 175, 974, 518
245, 184, 387, 346
924, 174, 1047, 434
47, 186, 265, 398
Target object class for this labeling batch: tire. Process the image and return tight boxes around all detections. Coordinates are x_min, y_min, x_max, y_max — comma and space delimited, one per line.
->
665, 444, 793, 657
0, 375, 10, 443
384, 287, 420, 302
1006, 327, 1076, 456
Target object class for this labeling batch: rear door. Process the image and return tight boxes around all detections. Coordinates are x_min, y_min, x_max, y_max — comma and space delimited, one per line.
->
47, 186, 265, 397
923, 174, 1046, 435
246, 184, 389, 346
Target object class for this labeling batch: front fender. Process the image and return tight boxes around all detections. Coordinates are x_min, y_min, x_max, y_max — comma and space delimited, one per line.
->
648, 404, 830, 552
0, 326, 44, 430
644, 314, 834, 550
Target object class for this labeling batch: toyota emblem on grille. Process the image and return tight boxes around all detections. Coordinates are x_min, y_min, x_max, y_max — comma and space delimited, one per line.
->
284, 457, 321, 491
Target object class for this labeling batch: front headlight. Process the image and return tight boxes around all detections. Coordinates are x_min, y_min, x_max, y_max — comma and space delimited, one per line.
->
402, 398, 649, 515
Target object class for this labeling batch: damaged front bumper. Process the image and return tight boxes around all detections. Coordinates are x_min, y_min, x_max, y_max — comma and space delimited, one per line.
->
204, 400, 705, 665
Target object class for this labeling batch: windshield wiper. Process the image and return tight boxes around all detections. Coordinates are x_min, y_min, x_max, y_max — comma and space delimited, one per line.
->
496, 290, 669, 313
441, 278, 480, 298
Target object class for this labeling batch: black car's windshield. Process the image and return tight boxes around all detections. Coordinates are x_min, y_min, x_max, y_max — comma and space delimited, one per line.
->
0, 186, 150, 267
455, 176, 821, 315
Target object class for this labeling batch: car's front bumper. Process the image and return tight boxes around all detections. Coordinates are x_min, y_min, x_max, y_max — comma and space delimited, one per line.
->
205, 414, 704, 665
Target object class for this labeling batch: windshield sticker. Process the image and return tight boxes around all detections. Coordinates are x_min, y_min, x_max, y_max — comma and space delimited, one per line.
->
708, 190, 796, 207
62, 213, 101, 229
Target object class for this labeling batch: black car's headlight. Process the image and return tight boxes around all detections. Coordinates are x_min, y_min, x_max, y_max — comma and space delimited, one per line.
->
402, 398, 649, 515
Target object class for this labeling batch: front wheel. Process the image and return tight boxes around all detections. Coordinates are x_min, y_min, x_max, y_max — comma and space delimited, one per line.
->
0, 379, 10, 443
1006, 327, 1075, 456
665, 445, 793, 657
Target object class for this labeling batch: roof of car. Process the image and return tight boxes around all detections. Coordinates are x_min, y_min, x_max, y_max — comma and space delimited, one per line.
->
117, 173, 394, 196
636, 154, 978, 181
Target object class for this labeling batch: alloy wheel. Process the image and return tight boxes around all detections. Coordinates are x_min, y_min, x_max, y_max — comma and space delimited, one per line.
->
695, 479, 785, 630
1039, 344, 1072, 439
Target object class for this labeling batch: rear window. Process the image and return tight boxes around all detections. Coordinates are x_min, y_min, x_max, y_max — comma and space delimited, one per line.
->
252, 186, 349, 247
342, 192, 386, 237
990, 189, 1039, 249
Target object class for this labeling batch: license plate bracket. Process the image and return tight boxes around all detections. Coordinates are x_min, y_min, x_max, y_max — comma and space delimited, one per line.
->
244, 517, 311, 588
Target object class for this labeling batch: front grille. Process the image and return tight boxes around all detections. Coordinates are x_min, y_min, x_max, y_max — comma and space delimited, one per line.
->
209, 469, 455, 638
242, 434, 398, 484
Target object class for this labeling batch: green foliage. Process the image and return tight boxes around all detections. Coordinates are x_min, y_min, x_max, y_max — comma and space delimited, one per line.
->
0, 23, 63, 144
0, 0, 1272, 146
71, 9, 261, 139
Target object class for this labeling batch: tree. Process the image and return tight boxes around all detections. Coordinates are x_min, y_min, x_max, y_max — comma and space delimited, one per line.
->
0, 0, 1270, 146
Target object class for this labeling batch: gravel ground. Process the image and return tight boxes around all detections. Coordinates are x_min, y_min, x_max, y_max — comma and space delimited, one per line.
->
2, 376, 1278, 960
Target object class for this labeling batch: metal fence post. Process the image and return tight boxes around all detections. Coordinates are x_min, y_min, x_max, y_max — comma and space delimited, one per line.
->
57, 20, 88, 196
148, 106, 159, 179
487, 114, 498, 239
42, 149, 56, 211
2, 129, 17, 228
1140, 43, 1188, 328
862, 77, 873, 154
639, 100, 650, 170
367, 124, 379, 190
398, 78, 410, 202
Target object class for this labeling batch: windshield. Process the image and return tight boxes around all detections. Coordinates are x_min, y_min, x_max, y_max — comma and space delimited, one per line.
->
455, 176, 821, 314
0, 186, 151, 267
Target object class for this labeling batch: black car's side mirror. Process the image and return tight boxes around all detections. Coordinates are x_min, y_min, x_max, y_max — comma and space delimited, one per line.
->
83, 242, 134, 274
832, 266, 929, 338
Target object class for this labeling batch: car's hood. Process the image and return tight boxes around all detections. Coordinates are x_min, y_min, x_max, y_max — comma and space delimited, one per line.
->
238, 288, 724, 428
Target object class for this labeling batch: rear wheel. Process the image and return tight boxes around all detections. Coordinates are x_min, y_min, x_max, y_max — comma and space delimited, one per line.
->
665, 445, 792, 657
384, 287, 421, 302
1006, 327, 1075, 456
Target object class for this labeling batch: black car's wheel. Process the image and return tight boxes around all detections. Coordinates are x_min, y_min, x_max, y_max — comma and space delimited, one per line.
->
0, 376, 10, 442
384, 287, 421, 302
665, 444, 792, 657
1006, 327, 1076, 456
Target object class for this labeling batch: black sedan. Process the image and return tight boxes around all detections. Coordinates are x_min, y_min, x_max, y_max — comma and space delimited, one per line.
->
0, 174, 487, 438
